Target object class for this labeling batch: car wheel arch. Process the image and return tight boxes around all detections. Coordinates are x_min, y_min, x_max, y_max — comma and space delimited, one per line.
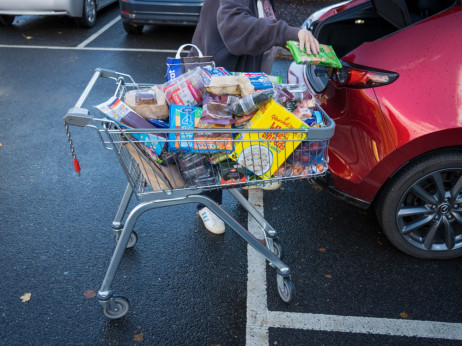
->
373, 146, 462, 206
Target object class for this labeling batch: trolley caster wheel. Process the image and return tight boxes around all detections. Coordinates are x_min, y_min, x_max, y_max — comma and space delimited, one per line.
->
277, 275, 295, 303
115, 231, 138, 249
268, 239, 283, 268
272, 240, 283, 259
102, 296, 129, 319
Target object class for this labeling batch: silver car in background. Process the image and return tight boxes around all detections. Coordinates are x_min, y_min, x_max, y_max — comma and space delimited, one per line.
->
0, 0, 117, 28
119, 0, 203, 34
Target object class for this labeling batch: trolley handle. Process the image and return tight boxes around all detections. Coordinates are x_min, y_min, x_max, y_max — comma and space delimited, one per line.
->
63, 68, 120, 127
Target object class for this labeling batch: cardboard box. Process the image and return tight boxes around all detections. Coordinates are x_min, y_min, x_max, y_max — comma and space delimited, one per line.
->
229, 99, 308, 179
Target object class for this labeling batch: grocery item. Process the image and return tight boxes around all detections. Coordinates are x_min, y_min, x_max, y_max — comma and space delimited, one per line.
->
229, 99, 308, 179
201, 99, 235, 125
201, 66, 232, 85
94, 96, 165, 155
233, 111, 257, 126
227, 89, 274, 115
218, 162, 247, 186
267, 75, 283, 84
123, 87, 169, 120
243, 72, 273, 90
168, 105, 202, 152
206, 74, 254, 97
162, 68, 205, 106
287, 41, 342, 69
292, 99, 316, 121
176, 153, 216, 187
195, 121, 234, 152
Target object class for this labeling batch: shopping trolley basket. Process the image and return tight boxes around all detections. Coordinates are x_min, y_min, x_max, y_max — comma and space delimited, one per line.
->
64, 68, 335, 319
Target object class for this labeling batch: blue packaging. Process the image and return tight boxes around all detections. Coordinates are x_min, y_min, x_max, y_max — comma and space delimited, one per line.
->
166, 57, 182, 81
168, 105, 202, 152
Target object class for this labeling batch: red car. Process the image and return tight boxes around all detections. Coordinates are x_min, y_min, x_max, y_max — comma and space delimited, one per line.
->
288, 0, 462, 259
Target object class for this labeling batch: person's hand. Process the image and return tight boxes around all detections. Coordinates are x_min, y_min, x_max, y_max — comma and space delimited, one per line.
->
298, 29, 320, 55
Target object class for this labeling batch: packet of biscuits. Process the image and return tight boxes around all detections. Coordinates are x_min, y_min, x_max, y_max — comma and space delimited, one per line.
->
287, 41, 342, 69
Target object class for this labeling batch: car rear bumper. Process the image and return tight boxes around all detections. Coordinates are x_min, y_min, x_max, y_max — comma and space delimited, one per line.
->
120, 1, 201, 25
0, 0, 82, 17
312, 171, 371, 209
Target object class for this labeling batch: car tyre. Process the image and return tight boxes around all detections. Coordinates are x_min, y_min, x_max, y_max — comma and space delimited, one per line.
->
123, 22, 144, 34
376, 151, 462, 259
0, 15, 15, 26
77, 0, 97, 28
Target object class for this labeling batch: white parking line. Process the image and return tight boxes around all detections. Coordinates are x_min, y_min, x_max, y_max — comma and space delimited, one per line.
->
245, 190, 462, 345
0, 44, 177, 53
77, 16, 121, 48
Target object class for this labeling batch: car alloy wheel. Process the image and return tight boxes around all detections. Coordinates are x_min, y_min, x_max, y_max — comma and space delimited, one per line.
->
77, 0, 97, 28
376, 151, 462, 259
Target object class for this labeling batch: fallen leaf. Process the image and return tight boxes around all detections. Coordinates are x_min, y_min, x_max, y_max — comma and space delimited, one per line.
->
0, 142, 2, 146
84, 289, 96, 298
319, 248, 327, 252
22, 34, 33, 40
323, 274, 333, 279
134, 332, 144, 342
20, 293, 31, 302
400, 312, 409, 319
377, 241, 384, 245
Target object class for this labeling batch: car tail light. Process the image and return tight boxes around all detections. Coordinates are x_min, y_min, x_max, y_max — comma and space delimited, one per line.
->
332, 61, 399, 89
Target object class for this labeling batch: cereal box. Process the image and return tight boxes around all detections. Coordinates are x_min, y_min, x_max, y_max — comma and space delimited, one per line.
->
229, 99, 309, 179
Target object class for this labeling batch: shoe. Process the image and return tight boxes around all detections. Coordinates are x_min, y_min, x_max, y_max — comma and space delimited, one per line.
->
198, 207, 225, 234
242, 180, 281, 191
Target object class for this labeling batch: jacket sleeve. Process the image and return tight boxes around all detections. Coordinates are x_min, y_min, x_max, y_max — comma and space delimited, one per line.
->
216, 0, 300, 56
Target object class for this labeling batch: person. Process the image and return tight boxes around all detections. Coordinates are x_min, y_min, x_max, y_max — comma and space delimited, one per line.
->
190, 0, 320, 235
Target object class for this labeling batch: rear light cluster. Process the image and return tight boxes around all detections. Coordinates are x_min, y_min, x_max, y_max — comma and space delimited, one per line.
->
332, 61, 399, 89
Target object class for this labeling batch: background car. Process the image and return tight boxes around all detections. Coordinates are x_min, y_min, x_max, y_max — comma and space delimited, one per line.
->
288, 0, 462, 259
0, 0, 117, 28
119, 0, 203, 34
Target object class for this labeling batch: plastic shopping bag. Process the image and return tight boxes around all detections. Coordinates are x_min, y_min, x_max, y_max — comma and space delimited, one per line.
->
166, 44, 215, 81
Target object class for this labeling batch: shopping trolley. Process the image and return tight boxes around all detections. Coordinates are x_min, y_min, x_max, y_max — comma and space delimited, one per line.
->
64, 68, 335, 319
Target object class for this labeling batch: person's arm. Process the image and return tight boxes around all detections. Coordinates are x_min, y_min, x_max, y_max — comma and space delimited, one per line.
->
217, 0, 319, 56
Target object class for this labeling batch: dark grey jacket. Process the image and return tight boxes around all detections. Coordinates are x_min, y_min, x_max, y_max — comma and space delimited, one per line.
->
190, 0, 300, 72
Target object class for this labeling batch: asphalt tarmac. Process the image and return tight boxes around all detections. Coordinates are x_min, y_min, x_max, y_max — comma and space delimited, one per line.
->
1, 4, 462, 345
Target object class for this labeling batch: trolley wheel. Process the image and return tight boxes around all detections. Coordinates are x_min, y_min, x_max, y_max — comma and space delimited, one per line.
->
102, 296, 129, 319
115, 231, 138, 249
277, 275, 295, 303
272, 240, 283, 259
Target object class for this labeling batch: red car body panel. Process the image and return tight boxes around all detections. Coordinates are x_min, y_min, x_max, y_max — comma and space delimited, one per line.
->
315, 4, 462, 203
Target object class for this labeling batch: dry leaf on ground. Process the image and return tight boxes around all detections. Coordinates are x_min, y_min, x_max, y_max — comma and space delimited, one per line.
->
400, 312, 409, 319
84, 289, 97, 298
20, 293, 31, 302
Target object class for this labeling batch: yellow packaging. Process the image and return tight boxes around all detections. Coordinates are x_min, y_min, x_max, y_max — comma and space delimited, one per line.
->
229, 99, 308, 178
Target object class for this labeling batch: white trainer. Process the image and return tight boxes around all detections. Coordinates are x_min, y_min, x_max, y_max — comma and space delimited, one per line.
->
198, 207, 225, 235
242, 180, 282, 191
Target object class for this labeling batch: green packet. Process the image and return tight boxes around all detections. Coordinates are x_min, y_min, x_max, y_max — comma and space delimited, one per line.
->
286, 41, 342, 69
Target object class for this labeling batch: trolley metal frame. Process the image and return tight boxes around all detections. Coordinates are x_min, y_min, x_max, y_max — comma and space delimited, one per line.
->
64, 68, 335, 319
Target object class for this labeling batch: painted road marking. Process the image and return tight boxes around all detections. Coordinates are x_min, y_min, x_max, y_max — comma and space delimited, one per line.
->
77, 16, 121, 48
245, 190, 462, 345
0, 44, 177, 53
